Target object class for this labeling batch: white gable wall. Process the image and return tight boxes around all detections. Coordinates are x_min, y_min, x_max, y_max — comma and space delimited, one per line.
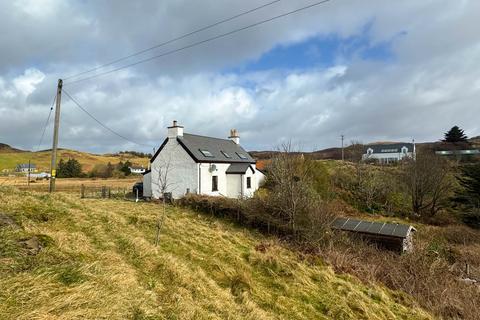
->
150, 138, 198, 199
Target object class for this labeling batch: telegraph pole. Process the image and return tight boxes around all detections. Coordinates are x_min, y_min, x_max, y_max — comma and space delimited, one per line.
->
341, 134, 345, 161
49, 79, 63, 192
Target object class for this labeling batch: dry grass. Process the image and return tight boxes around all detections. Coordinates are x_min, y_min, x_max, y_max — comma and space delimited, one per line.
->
0, 187, 432, 319
0, 149, 149, 172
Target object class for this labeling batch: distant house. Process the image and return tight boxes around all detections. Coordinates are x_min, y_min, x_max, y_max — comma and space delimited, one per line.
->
129, 166, 146, 174
143, 121, 265, 199
332, 217, 417, 253
362, 143, 415, 164
16, 163, 36, 173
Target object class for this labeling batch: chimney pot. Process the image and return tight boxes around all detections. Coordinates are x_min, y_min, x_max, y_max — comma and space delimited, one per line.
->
167, 120, 183, 138
229, 128, 240, 144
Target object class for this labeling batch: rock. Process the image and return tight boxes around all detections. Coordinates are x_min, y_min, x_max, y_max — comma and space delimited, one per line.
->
0, 213, 19, 229
19, 236, 42, 255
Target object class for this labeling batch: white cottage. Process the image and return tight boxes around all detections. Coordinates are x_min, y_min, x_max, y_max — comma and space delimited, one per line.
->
362, 143, 415, 164
142, 121, 265, 199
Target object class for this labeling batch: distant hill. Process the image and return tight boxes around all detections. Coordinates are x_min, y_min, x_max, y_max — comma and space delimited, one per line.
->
0, 145, 149, 172
0, 143, 25, 153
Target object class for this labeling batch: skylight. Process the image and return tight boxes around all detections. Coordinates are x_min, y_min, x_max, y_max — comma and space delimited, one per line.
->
236, 152, 247, 159
199, 149, 214, 157
221, 151, 231, 158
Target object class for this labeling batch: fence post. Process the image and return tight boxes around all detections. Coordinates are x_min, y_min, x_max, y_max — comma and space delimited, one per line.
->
81, 184, 85, 198
101, 186, 106, 198
108, 187, 111, 199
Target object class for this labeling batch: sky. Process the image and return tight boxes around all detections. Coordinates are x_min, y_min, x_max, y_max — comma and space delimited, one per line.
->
0, 0, 479, 154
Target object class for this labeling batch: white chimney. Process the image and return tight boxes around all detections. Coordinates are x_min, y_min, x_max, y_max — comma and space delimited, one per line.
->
229, 129, 240, 144
167, 120, 184, 138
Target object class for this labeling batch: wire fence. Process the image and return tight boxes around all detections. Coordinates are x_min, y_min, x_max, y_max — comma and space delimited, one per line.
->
13, 183, 137, 200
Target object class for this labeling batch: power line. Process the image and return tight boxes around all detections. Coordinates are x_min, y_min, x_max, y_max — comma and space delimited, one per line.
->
63, 89, 154, 148
64, 0, 332, 85
33, 94, 56, 152
64, 0, 282, 81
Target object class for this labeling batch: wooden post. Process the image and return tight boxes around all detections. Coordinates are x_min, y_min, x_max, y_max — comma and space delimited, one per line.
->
27, 160, 31, 187
108, 187, 111, 199
101, 186, 106, 198
81, 184, 85, 198
49, 79, 63, 193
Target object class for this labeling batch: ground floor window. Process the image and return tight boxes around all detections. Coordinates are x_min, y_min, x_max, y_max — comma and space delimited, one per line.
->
246, 177, 251, 189
212, 176, 218, 191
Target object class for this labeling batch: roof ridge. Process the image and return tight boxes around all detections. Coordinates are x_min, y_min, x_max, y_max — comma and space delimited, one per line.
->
183, 132, 234, 143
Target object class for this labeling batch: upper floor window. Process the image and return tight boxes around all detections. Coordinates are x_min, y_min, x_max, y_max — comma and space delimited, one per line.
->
236, 152, 247, 160
221, 150, 231, 158
199, 149, 214, 157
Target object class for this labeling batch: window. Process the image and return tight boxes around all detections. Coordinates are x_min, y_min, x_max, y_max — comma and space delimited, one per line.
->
246, 177, 251, 189
199, 149, 214, 157
212, 176, 218, 191
236, 152, 247, 159
221, 150, 231, 158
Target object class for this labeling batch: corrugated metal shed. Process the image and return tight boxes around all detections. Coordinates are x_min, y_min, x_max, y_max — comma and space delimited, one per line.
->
332, 217, 416, 253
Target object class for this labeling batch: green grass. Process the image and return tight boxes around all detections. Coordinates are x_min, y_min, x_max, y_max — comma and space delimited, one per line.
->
0, 187, 433, 319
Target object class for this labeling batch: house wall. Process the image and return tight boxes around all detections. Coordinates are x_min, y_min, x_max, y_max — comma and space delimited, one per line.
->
150, 138, 198, 199
363, 152, 413, 163
199, 163, 231, 196
143, 172, 152, 197
226, 174, 242, 198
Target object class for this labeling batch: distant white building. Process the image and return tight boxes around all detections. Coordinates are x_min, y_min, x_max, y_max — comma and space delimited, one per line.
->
129, 166, 146, 174
362, 143, 415, 164
143, 121, 265, 199
16, 163, 36, 173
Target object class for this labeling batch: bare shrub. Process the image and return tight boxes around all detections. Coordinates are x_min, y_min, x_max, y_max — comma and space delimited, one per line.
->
399, 151, 455, 217
246, 143, 336, 243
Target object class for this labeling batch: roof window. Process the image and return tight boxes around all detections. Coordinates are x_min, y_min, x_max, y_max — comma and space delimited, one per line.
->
221, 150, 231, 158
199, 149, 214, 157
236, 152, 247, 159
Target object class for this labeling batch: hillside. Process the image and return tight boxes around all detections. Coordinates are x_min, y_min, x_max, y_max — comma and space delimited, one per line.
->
0, 148, 149, 172
0, 188, 432, 319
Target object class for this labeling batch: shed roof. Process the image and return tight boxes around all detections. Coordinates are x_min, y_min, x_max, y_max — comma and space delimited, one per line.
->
177, 133, 255, 164
332, 217, 415, 238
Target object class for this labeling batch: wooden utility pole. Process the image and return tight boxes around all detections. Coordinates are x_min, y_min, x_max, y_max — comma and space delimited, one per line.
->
341, 134, 345, 161
49, 79, 63, 193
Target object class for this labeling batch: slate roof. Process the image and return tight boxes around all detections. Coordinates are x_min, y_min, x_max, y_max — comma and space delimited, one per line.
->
17, 163, 36, 169
331, 217, 415, 238
226, 163, 253, 174
176, 133, 255, 163
364, 143, 414, 154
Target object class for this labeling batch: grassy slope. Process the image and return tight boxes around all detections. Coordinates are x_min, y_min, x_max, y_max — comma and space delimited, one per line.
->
0, 188, 432, 320
0, 149, 149, 172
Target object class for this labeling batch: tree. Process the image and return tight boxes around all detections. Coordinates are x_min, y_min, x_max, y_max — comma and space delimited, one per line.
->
57, 158, 82, 178
346, 140, 365, 163
453, 162, 480, 228
152, 156, 176, 246
119, 160, 132, 176
249, 142, 336, 241
443, 126, 468, 143
399, 152, 454, 217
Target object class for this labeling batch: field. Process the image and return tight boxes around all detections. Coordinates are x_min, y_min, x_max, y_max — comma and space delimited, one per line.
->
0, 149, 149, 172
0, 187, 432, 319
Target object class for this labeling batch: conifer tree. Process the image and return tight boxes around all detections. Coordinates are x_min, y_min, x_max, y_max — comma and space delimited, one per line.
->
443, 125, 468, 143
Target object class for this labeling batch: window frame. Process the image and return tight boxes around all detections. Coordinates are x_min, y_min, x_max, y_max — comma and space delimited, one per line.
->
212, 175, 218, 192
236, 152, 247, 160
221, 150, 231, 158
199, 149, 214, 158
246, 177, 251, 189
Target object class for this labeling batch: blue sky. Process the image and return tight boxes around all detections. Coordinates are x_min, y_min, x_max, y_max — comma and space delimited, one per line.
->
231, 23, 396, 73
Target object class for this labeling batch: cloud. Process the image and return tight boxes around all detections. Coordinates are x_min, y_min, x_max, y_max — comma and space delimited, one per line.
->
0, 0, 479, 153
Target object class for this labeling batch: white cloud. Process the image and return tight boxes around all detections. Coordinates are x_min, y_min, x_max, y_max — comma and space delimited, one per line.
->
0, 0, 479, 152
13, 68, 45, 96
